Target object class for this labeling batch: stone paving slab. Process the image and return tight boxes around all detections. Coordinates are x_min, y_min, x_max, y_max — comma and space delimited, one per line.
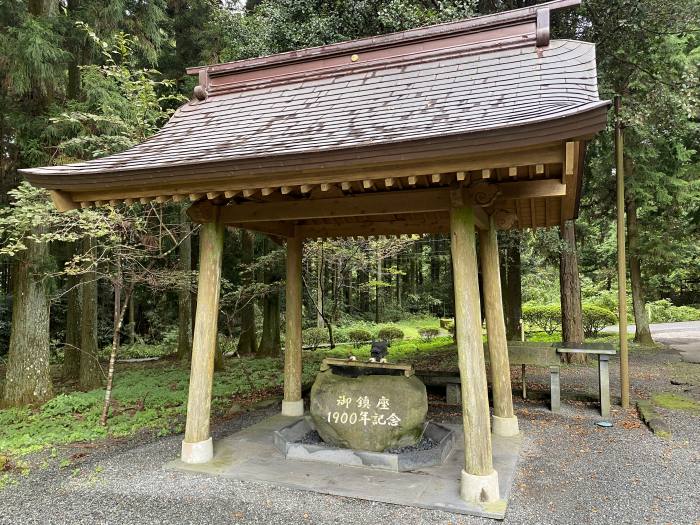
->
165, 414, 521, 520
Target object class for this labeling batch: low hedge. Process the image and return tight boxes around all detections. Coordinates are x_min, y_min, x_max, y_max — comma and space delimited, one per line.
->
523, 303, 617, 337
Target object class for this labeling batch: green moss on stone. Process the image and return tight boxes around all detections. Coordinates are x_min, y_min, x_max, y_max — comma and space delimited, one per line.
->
652, 392, 700, 413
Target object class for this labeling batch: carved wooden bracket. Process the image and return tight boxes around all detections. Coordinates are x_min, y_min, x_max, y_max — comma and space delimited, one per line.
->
493, 209, 519, 229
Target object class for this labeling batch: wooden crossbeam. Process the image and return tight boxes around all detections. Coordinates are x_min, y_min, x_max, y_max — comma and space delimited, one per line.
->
296, 220, 448, 238
188, 180, 565, 226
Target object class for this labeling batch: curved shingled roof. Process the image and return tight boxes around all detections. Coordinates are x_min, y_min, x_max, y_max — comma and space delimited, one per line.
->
25, 39, 602, 178
21, 0, 609, 226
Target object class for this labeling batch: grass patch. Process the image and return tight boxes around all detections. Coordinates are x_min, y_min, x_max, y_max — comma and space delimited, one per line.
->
0, 354, 325, 459
651, 392, 700, 413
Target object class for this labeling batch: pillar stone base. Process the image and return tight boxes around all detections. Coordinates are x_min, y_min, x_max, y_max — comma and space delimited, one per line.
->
181, 437, 213, 464
460, 469, 500, 504
281, 399, 304, 417
492, 414, 519, 437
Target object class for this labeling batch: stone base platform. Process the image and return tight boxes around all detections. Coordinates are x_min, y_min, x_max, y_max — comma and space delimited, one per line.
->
165, 415, 522, 520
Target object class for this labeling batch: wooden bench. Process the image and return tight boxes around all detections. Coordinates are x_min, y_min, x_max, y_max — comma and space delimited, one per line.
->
417, 341, 615, 416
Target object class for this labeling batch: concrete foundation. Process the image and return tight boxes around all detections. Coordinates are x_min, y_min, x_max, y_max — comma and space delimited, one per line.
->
281, 399, 304, 417
461, 468, 500, 504
181, 437, 213, 464
492, 415, 519, 437
166, 415, 521, 519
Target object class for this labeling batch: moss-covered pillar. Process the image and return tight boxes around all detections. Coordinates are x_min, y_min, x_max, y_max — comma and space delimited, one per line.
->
282, 234, 304, 416
450, 204, 499, 504
182, 214, 224, 464
480, 215, 519, 437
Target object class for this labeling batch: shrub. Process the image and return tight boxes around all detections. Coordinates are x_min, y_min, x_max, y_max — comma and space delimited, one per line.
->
302, 327, 328, 350
418, 327, 440, 342
582, 304, 617, 337
377, 325, 404, 344
648, 299, 700, 323
522, 304, 561, 335
347, 329, 372, 348
332, 328, 350, 343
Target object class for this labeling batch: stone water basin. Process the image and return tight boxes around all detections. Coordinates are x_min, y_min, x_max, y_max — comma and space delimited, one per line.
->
273, 417, 456, 472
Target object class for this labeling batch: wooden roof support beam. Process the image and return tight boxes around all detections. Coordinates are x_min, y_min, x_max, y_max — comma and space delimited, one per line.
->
261, 187, 276, 196
49, 190, 79, 212
340, 181, 353, 191
384, 177, 395, 188
456, 171, 467, 182
207, 191, 222, 200
300, 184, 314, 194
320, 183, 334, 192
536, 164, 545, 175
431, 173, 442, 184
296, 220, 449, 238
188, 180, 566, 225
189, 193, 205, 202
280, 186, 295, 195
482, 169, 491, 179
508, 167, 518, 178
172, 194, 185, 203
362, 179, 375, 190
242, 189, 258, 198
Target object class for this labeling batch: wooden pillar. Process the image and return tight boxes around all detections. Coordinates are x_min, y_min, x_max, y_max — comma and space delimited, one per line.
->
615, 95, 630, 409
181, 215, 224, 464
282, 234, 304, 416
450, 204, 499, 504
479, 215, 519, 437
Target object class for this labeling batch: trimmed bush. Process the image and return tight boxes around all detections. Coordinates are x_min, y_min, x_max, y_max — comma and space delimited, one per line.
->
418, 327, 440, 342
522, 304, 561, 335
302, 327, 327, 350
332, 328, 350, 343
582, 304, 617, 337
377, 325, 404, 344
648, 299, 700, 323
347, 329, 373, 348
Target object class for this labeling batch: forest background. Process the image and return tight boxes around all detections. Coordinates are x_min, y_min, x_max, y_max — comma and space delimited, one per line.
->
0, 0, 698, 430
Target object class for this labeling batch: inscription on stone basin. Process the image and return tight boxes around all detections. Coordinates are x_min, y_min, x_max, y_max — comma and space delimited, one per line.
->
310, 368, 428, 452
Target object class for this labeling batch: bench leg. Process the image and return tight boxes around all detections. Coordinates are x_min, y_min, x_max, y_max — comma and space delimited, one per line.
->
446, 383, 462, 405
599, 355, 611, 418
521, 364, 527, 399
550, 366, 560, 412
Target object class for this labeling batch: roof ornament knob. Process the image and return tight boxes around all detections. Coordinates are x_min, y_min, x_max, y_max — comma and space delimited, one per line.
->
193, 85, 208, 101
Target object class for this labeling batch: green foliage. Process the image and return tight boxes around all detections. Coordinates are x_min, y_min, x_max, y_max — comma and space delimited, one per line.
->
647, 299, 700, 323
418, 327, 439, 341
377, 325, 404, 343
522, 304, 561, 335
581, 304, 618, 337
347, 328, 373, 348
0, 355, 324, 458
302, 327, 327, 350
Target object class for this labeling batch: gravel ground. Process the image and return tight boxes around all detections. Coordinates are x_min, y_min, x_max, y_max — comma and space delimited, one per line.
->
1, 345, 699, 525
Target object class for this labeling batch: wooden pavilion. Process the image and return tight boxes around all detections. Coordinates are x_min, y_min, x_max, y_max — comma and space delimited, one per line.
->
21, 0, 609, 505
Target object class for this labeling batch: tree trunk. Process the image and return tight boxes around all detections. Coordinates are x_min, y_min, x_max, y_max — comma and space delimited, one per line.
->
626, 193, 654, 345
500, 231, 523, 340
2, 233, 52, 407
177, 206, 193, 360
375, 255, 382, 323
316, 247, 324, 328
62, 271, 82, 380
559, 220, 586, 364
236, 230, 257, 355
127, 294, 136, 345
79, 238, 102, 390
257, 290, 281, 356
